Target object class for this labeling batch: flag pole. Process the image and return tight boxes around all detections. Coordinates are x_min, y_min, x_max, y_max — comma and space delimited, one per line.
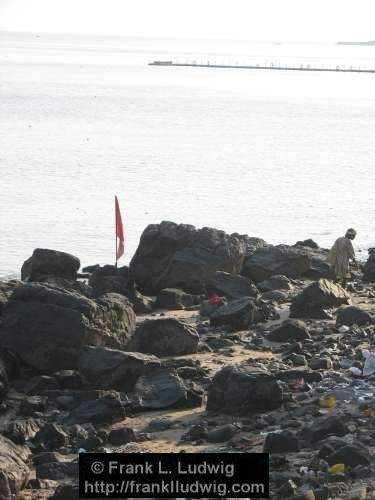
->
115, 196, 117, 268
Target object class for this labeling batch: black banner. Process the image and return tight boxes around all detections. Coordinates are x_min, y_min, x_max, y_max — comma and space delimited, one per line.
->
79, 452, 269, 498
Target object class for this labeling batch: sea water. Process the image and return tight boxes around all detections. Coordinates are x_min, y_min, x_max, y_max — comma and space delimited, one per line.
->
1, 31, 375, 277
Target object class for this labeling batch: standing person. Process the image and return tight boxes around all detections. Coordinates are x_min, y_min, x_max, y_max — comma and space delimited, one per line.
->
328, 228, 357, 286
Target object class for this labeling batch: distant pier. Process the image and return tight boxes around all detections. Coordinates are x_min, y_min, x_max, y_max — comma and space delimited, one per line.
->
149, 60, 375, 73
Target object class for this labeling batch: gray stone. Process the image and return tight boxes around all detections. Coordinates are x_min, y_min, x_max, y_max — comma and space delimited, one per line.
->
128, 318, 199, 356
206, 365, 283, 416
336, 306, 372, 327
0, 283, 136, 373
78, 346, 160, 391
210, 297, 269, 331
129, 221, 247, 294
290, 279, 350, 319
131, 368, 203, 411
267, 319, 310, 342
206, 271, 258, 299
21, 248, 80, 282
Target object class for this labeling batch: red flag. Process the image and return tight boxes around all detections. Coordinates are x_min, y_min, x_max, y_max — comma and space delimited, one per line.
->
115, 196, 124, 264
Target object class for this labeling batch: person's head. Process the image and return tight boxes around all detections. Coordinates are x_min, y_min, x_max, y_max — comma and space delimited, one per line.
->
345, 228, 356, 240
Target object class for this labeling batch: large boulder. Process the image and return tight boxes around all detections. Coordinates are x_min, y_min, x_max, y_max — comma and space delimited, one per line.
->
336, 306, 372, 327
363, 249, 375, 282
78, 346, 160, 391
241, 244, 311, 282
241, 244, 330, 282
0, 434, 30, 499
130, 368, 203, 411
290, 279, 350, 319
127, 318, 199, 356
206, 271, 258, 299
209, 297, 270, 331
206, 365, 283, 416
129, 221, 247, 294
21, 249, 80, 282
0, 283, 136, 373
267, 319, 310, 342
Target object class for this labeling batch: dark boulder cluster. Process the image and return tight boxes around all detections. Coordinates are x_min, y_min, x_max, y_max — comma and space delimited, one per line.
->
1, 222, 375, 498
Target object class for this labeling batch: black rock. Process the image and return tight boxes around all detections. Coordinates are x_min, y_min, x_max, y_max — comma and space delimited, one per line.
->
301, 415, 350, 444
210, 297, 268, 331
294, 239, 319, 249
363, 251, 375, 282
0, 355, 9, 401
206, 271, 258, 299
0, 283, 136, 373
131, 368, 203, 411
290, 279, 350, 319
263, 430, 300, 453
155, 288, 199, 310
68, 394, 126, 425
268, 319, 310, 342
25, 375, 60, 395
261, 290, 290, 303
258, 275, 292, 292
33, 423, 70, 451
128, 318, 199, 356
129, 221, 247, 294
276, 369, 323, 384
49, 483, 80, 499
78, 346, 160, 391
206, 424, 238, 443
54, 370, 83, 390
336, 306, 372, 327
108, 427, 137, 446
325, 444, 371, 467
207, 364, 283, 416
241, 244, 312, 282
20, 396, 48, 417
21, 248, 80, 282
181, 424, 208, 442
36, 460, 79, 481
309, 357, 332, 370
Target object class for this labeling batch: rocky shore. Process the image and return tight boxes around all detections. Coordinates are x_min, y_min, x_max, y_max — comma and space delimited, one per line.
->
1, 221, 375, 499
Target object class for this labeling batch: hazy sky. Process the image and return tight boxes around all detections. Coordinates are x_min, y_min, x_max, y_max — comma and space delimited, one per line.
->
1, 0, 375, 42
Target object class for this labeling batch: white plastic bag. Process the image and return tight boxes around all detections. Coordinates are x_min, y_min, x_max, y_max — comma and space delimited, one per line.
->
363, 350, 375, 376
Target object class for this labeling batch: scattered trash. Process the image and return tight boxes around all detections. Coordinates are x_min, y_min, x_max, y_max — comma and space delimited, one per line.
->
339, 325, 350, 333
319, 395, 336, 408
329, 463, 346, 474
348, 367, 362, 377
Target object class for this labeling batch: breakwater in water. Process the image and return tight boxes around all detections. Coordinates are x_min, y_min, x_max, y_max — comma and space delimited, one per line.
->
150, 60, 375, 73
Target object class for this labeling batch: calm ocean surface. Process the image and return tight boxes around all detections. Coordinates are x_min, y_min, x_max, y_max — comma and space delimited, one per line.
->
1, 32, 375, 278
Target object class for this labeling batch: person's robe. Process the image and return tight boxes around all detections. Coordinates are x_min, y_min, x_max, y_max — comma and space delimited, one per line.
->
328, 236, 355, 280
